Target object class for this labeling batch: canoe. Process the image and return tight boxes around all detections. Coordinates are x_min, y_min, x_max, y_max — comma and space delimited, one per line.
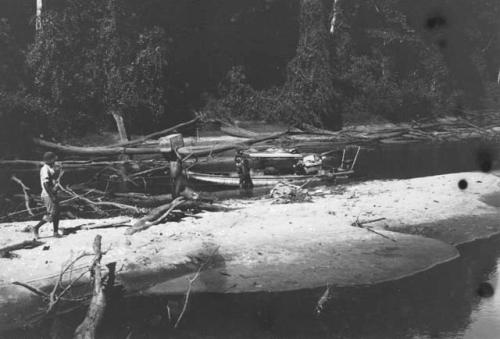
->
187, 170, 353, 187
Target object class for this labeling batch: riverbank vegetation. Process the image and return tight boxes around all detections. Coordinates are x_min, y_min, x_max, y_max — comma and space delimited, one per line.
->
1, 0, 500, 156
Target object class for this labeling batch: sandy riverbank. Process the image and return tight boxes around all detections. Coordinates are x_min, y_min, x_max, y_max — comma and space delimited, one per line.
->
1, 171, 500, 329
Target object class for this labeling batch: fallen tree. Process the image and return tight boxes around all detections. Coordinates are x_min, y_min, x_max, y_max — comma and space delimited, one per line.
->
33, 138, 168, 156
107, 117, 200, 148
125, 196, 186, 235
177, 130, 291, 157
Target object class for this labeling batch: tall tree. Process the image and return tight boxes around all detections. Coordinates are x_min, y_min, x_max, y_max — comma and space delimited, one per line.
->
27, 0, 168, 137
284, 0, 341, 129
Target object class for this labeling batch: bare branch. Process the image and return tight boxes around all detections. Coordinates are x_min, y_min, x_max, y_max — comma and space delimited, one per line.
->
11, 175, 34, 216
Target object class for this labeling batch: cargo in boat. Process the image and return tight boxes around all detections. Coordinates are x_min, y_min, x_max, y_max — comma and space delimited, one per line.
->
187, 146, 360, 187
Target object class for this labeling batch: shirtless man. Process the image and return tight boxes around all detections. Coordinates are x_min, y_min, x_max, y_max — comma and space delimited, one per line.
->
32, 152, 62, 239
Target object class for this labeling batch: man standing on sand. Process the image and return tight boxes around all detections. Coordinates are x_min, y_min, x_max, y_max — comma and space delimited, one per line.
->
32, 151, 62, 239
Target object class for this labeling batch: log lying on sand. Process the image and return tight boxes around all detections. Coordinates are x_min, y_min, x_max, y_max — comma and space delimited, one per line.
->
126, 197, 186, 235
125, 195, 232, 235
33, 138, 169, 156
0, 240, 44, 258
61, 220, 131, 235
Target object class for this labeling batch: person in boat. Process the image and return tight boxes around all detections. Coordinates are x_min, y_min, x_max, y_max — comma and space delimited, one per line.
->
32, 151, 62, 239
235, 151, 253, 190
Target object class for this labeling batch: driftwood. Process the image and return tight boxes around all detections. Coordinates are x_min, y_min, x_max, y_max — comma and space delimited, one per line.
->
61, 220, 131, 235
300, 123, 339, 136
80, 190, 174, 208
11, 175, 34, 216
126, 197, 186, 235
33, 138, 168, 156
0, 159, 168, 171
74, 235, 106, 339
0, 240, 44, 258
179, 200, 232, 212
107, 117, 199, 148
352, 217, 395, 242
220, 125, 260, 138
177, 130, 290, 157
57, 183, 141, 214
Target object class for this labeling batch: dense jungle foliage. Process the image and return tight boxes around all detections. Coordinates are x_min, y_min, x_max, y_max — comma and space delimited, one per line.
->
0, 0, 499, 151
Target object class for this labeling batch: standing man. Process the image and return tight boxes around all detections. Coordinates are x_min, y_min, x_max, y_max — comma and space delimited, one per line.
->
235, 151, 253, 190
32, 151, 62, 239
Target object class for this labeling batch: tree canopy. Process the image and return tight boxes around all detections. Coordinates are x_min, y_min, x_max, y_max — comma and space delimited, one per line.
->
0, 0, 499, 144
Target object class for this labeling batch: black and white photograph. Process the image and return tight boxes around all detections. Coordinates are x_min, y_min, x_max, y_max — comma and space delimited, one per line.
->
1, 0, 500, 338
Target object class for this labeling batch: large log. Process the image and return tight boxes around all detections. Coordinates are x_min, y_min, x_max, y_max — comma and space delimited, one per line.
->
33, 138, 170, 156
177, 131, 290, 157
107, 117, 199, 148
125, 197, 186, 235
300, 123, 340, 136
0, 159, 167, 168
220, 125, 260, 138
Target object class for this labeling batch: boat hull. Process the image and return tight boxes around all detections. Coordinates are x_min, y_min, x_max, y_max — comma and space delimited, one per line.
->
187, 170, 353, 187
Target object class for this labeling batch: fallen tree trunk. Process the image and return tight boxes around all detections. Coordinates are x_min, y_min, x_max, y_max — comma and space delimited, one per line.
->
220, 125, 260, 138
177, 131, 290, 157
61, 219, 131, 235
0, 240, 44, 258
300, 123, 340, 136
74, 235, 106, 339
107, 117, 199, 148
126, 197, 186, 235
33, 138, 170, 156
0, 159, 167, 169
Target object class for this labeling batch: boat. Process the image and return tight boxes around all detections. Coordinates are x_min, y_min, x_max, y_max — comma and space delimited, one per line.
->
187, 169, 354, 187
187, 146, 361, 187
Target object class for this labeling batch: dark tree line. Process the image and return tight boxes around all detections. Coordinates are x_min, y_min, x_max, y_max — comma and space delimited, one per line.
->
0, 0, 499, 154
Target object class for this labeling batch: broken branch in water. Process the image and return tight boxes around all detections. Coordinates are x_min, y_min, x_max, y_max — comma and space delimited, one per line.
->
352, 217, 395, 242
315, 284, 331, 316
11, 175, 34, 216
174, 246, 220, 328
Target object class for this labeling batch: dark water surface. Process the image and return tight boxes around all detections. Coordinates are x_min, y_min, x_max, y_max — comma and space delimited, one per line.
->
112, 235, 500, 339
3, 139, 500, 338
6, 234, 499, 339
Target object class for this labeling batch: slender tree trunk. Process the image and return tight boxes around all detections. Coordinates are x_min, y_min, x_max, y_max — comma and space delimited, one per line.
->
111, 111, 130, 192
36, 0, 42, 32
330, 0, 341, 34
111, 111, 129, 142
286, 0, 342, 130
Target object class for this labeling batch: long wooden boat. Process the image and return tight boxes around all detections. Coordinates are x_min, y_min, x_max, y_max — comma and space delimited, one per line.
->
187, 169, 353, 187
